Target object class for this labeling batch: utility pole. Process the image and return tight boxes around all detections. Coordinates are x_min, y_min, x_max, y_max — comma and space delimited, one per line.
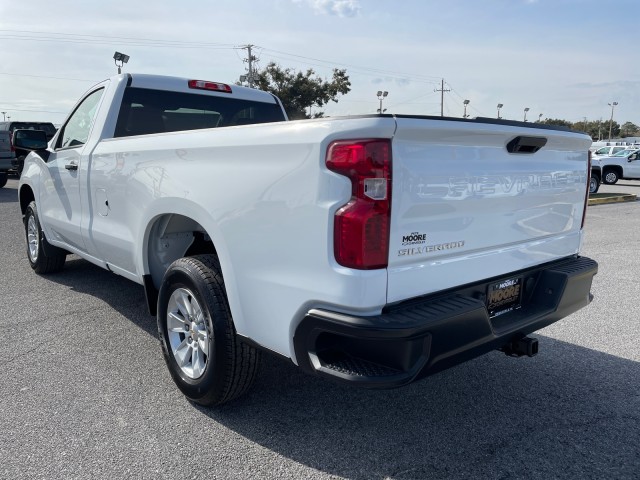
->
241, 45, 257, 88
434, 79, 450, 117
608, 101, 618, 141
598, 118, 602, 141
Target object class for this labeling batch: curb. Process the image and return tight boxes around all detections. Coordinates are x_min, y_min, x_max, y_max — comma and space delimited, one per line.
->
588, 193, 637, 206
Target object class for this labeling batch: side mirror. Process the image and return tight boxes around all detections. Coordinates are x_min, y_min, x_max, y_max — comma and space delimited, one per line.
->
628, 154, 637, 162
12, 129, 48, 150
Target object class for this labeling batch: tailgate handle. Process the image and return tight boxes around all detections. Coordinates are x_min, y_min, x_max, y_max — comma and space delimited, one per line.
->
506, 136, 547, 154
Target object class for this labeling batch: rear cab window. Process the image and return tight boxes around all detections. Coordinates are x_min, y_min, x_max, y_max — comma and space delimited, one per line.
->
114, 87, 285, 138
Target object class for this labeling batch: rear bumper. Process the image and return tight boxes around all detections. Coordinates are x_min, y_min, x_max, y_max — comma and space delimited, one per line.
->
293, 256, 597, 388
0, 156, 13, 171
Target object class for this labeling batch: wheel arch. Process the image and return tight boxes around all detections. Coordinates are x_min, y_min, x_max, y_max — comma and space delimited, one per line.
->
138, 200, 238, 325
145, 212, 218, 290
19, 183, 35, 215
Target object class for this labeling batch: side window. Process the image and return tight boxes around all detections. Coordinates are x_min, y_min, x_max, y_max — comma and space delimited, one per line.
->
613, 147, 625, 154
595, 147, 608, 155
56, 88, 104, 149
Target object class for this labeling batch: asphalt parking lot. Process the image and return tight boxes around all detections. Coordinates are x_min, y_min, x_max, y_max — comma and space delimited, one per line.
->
1, 177, 638, 480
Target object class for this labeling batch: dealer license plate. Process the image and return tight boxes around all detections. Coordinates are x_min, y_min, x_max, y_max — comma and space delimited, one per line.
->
486, 276, 523, 318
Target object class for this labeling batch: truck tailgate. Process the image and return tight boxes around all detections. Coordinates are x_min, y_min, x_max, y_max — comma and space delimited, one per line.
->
387, 117, 592, 303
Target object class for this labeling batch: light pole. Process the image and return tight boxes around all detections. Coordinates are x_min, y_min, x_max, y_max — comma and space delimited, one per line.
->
608, 101, 618, 141
497, 103, 503, 119
523, 107, 529, 122
1, 111, 5, 121
463, 99, 470, 118
377, 91, 388, 114
113, 51, 130, 74
538, 113, 543, 122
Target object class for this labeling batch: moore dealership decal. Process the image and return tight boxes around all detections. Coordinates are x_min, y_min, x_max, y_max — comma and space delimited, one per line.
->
402, 232, 427, 246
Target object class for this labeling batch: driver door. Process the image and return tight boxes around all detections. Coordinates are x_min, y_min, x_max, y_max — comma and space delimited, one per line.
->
39, 88, 104, 253
626, 152, 640, 178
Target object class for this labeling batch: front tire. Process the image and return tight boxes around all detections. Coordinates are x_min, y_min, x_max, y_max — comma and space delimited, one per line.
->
25, 201, 66, 273
603, 169, 619, 184
157, 255, 261, 406
0, 172, 7, 188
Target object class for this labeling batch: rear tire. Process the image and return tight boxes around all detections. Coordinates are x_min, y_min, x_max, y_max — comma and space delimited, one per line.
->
24, 201, 66, 273
603, 169, 619, 184
157, 255, 261, 406
589, 174, 600, 194
0, 172, 7, 188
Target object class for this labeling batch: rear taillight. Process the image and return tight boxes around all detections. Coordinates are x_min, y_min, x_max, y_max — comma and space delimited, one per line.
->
9, 133, 14, 152
326, 139, 391, 269
581, 150, 591, 229
188, 80, 232, 93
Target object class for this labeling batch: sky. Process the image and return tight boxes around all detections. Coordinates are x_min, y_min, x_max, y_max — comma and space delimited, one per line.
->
1, 0, 639, 129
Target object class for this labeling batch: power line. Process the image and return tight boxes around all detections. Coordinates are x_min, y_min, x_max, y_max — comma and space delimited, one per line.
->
448, 86, 487, 117
0, 29, 237, 49
0, 72, 97, 82
0, 29, 485, 118
261, 47, 443, 83
0, 107, 68, 114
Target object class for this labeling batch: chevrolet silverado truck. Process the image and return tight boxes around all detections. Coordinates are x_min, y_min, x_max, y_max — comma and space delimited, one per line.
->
599, 148, 640, 184
18, 73, 598, 406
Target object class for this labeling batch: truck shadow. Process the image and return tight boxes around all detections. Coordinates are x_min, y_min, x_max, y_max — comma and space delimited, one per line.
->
199, 338, 639, 479
42, 257, 639, 479
51, 256, 156, 337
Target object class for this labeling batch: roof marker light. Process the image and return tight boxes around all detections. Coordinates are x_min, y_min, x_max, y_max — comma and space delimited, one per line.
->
188, 80, 232, 93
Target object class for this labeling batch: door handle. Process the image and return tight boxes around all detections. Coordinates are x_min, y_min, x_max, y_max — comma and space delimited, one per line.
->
65, 161, 78, 171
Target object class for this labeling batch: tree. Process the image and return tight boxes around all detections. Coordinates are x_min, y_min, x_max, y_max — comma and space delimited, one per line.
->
253, 62, 351, 120
620, 121, 639, 138
539, 118, 573, 128
533, 117, 634, 141
604, 120, 621, 140
579, 120, 606, 140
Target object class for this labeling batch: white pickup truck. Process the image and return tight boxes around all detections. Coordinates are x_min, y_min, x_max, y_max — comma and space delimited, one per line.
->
18, 73, 597, 406
599, 148, 640, 184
